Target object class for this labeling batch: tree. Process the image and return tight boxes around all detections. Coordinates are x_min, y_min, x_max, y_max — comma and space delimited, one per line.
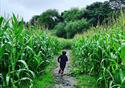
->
110, 0, 125, 10
54, 23, 67, 38
30, 15, 40, 26
39, 9, 61, 29
83, 1, 113, 26
65, 19, 89, 38
61, 8, 84, 22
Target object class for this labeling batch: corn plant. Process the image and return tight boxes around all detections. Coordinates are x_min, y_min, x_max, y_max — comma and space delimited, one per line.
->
0, 15, 62, 88
72, 15, 125, 88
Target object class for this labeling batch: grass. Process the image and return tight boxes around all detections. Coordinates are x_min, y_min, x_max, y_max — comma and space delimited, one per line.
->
70, 50, 97, 88
75, 75, 97, 88
32, 60, 56, 88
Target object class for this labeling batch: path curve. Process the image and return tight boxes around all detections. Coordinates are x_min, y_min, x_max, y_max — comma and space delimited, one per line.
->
53, 50, 76, 88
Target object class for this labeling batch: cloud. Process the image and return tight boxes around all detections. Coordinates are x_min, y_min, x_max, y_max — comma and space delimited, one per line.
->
0, 0, 108, 21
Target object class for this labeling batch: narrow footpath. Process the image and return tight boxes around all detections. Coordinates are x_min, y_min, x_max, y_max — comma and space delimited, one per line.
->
53, 50, 76, 88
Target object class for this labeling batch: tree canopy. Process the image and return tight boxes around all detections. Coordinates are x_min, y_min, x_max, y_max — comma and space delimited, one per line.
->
61, 8, 84, 22
83, 1, 113, 26
110, 0, 125, 10
29, 0, 123, 38
39, 9, 62, 29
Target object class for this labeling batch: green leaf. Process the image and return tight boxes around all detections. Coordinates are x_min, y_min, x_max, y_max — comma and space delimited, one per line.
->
120, 43, 125, 64
0, 16, 4, 26
12, 14, 18, 30
18, 60, 29, 69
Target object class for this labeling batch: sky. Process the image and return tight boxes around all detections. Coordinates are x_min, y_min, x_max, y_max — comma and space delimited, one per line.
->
0, 0, 108, 21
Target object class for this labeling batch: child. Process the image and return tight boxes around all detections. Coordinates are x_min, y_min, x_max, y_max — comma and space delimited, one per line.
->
58, 51, 68, 77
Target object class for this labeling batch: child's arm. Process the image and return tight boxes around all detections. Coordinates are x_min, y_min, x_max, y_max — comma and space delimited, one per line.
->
58, 55, 61, 63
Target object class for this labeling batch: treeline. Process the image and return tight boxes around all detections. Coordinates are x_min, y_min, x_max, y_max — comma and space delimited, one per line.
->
30, 0, 125, 38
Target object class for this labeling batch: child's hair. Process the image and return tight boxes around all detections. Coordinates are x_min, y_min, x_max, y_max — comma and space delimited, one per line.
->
62, 51, 66, 55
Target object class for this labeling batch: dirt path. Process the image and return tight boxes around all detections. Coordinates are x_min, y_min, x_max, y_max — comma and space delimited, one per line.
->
53, 50, 76, 88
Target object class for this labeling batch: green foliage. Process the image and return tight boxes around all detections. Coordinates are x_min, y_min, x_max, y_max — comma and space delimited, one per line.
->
58, 38, 72, 49
62, 8, 84, 22
0, 17, 4, 26
120, 43, 125, 64
54, 19, 89, 38
110, 0, 125, 10
54, 23, 67, 38
65, 19, 89, 38
29, 1, 123, 38
84, 1, 114, 26
75, 75, 97, 88
38, 9, 61, 29
30, 15, 40, 26
72, 16, 125, 88
32, 60, 56, 88
0, 15, 62, 88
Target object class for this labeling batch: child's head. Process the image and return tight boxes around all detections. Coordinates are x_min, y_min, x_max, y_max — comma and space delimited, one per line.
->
62, 51, 66, 55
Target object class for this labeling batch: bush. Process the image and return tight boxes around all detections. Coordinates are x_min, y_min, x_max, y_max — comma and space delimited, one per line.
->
54, 19, 89, 39
65, 19, 89, 38
54, 23, 67, 38
62, 8, 84, 22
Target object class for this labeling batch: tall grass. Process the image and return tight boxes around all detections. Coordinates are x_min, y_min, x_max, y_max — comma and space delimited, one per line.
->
0, 15, 62, 88
72, 15, 125, 88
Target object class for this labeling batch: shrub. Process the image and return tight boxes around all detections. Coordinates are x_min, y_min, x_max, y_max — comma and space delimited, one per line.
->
65, 19, 89, 38
54, 23, 67, 38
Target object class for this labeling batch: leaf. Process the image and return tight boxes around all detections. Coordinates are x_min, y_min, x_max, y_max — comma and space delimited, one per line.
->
17, 69, 35, 78
0, 73, 3, 80
12, 14, 18, 31
12, 14, 18, 24
120, 43, 125, 64
6, 74, 10, 86
14, 77, 33, 88
18, 60, 29, 69
119, 69, 124, 83
0, 16, 4, 26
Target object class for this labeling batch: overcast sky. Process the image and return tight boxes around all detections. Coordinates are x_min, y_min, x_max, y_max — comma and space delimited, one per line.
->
0, 0, 108, 21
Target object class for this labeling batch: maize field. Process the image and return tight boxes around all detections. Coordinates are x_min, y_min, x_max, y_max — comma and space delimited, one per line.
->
72, 17, 125, 88
0, 15, 62, 88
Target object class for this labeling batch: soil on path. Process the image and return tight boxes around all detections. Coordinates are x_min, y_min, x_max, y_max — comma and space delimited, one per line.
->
53, 50, 76, 88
